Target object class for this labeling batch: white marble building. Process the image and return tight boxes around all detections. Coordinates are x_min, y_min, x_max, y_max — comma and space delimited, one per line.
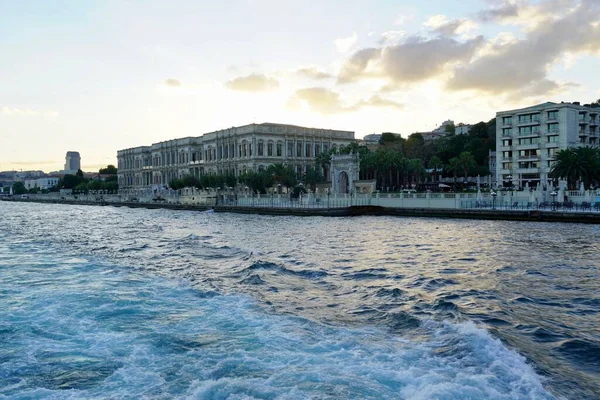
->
496, 101, 599, 188
117, 122, 355, 192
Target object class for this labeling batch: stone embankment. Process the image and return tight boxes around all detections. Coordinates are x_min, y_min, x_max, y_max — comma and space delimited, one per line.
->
3, 197, 600, 223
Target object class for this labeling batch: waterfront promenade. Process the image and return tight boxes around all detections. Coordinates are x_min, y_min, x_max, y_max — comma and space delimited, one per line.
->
4, 190, 600, 223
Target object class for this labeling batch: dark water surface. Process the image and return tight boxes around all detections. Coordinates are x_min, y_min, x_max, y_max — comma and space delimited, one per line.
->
0, 202, 598, 399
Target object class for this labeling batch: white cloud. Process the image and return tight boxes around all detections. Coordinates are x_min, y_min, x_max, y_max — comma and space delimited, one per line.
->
334, 33, 358, 53
287, 87, 403, 114
224, 74, 279, 92
394, 14, 414, 26
1, 106, 58, 117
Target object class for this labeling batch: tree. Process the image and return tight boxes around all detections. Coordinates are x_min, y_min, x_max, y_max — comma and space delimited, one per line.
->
76, 169, 84, 179
456, 151, 477, 180
429, 156, 443, 181
315, 152, 332, 180
445, 123, 455, 135
303, 166, 323, 192
99, 165, 117, 175
266, 164, 297, 188
551, 147, 600, 189
61, 174, 83, 189
12, 181, 26, 195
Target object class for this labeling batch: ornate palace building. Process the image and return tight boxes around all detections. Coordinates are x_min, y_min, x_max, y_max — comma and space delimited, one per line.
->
117, 122, 355, 191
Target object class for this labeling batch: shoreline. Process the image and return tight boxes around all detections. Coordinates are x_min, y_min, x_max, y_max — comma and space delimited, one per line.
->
3, 197, 600, 223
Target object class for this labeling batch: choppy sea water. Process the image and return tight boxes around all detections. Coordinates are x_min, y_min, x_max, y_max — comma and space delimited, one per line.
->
0, 202, 598, 399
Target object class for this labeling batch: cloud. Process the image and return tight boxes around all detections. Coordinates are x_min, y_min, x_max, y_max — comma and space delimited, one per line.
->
337, 35, 484, 85
9, 160, 59, 165
379, 30, 406, 44
477, 0, 520, 22
395, 14, 414, 26
447, 0, 600, 97
224, 74, 279, 92
287, 87, 403, 114
1, 106, 58, 117
295, 66, 333, 80
164, 78, 182, 87
334, 33, 358, 53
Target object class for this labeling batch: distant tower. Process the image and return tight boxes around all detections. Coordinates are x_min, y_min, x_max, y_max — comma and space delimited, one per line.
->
64, 151, 81, 172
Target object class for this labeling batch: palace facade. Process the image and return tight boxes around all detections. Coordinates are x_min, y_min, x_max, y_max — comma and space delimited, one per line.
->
117, 122, 355, 191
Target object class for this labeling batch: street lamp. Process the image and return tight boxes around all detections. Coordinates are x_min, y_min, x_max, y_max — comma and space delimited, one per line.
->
551, 190, 557, 211
491, 190, 497, 210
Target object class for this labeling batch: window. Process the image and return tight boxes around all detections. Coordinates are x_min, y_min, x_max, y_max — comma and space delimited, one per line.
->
258, 142, 264, 156
323, 144, 329, 153
519, 149, 537, 157
502, 162, 512, 169
518, 137, 539, 145
305, 143, 311, 158
288, 143, 293, 157
502, 139, 512, 147
502, 151, 512, 158
502, 128, 513, 136
243, 143, 247, 157
547, 123, 559, 133
518, 126, 539, 136
547, 110, 558, 120
277, 142, 283, 157
315, 144, 320, 155
267, 142, 273, 156
518, 161, 537, 169
297, 143, 302, 157
502, 116, 513, 125
548, 148, 557, 157
518, 113, 540, 124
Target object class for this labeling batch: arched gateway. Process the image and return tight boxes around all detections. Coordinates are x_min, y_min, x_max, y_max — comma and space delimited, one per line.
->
331, 153, 360, 194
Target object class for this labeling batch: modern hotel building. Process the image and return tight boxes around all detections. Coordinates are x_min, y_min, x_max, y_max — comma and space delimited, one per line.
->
117, 122, 355, 191
496, 102, 599, 188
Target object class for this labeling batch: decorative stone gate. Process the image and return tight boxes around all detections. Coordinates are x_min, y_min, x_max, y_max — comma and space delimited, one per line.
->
331, 154, 360, 194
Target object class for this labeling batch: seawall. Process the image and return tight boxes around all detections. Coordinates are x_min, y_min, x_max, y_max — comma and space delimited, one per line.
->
3, 197, 600, 223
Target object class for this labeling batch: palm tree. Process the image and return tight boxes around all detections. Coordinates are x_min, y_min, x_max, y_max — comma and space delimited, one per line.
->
456, 151, 476, 180
315, 152, 332, 181
303, 166, 324, 192
551, 147, 600, 189
428, 155, 443, 182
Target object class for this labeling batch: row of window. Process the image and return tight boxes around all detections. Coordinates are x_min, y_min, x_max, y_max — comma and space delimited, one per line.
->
502, 123, 559, 136
121, 142, 337, 169
502, 111, 559, 126
501, 148, 557, 159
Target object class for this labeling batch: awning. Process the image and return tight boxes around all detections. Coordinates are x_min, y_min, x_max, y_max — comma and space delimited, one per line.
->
439, 183, 451, 188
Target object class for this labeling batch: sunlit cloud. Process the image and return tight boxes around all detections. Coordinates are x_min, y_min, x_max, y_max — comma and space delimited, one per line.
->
287, 87, 403, 114
334, 33, 358, 53
1, 106, 58, 117
295, 66, 333, 80
164, 78, 182, 87
225, 74, 279, 92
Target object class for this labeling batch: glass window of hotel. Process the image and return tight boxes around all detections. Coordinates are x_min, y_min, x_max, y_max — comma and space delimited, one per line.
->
502, 139, 512, 146
502, 162, 512, 169
503, 128, 512, 136
547, 110, 558, 120
547, 123, 559, 133
502, 116, 513, 125
258, 141, 264, 156
267, 142, 273, 156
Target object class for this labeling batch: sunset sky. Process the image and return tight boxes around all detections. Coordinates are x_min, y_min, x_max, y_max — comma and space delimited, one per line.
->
1, 0, 599, 172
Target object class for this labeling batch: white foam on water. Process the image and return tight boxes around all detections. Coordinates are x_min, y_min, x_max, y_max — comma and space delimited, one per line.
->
0, 255, 557, 400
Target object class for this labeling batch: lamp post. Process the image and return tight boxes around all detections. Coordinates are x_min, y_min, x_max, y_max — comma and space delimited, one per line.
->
491, 190, 497, 210
551, 190, 557, 211
327, 188, 330, 209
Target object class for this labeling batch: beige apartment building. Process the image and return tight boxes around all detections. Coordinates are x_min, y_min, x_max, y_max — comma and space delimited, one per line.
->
117, 122, 355, 191
496, 102, 599, 189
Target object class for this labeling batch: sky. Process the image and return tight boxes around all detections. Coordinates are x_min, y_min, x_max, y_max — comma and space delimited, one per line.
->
1, 0, 599, 172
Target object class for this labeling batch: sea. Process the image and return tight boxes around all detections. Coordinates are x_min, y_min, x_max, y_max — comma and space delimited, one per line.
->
0, 201, 598, 399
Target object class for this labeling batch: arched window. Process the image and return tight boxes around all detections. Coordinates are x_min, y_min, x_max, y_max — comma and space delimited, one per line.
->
258, 141, 264, 156
267, 142, 273, 156
277, 142, 283, 157
258, 165, 265, 172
